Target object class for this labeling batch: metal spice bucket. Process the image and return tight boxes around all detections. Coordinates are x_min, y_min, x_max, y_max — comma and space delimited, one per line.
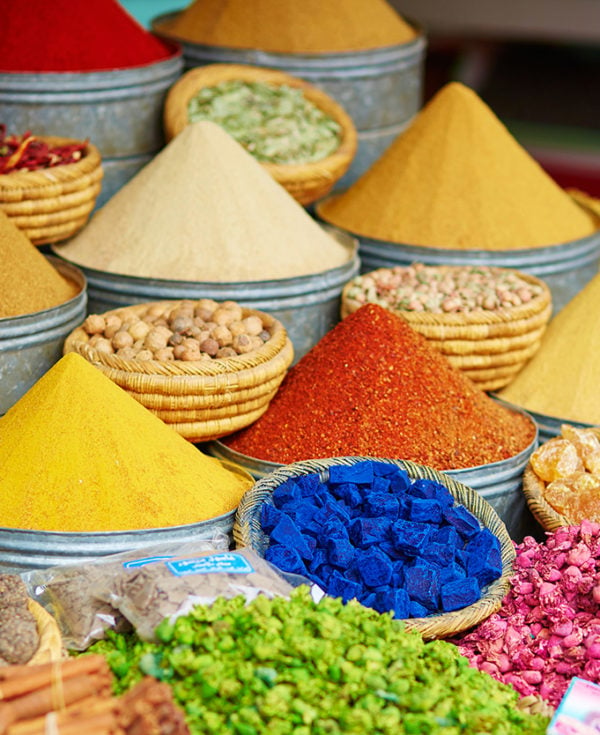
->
152, 12, 426, 189
0, 258, 87, 416
63, 229, 359, 363
205, 400, 540, 542
347, 229, 600, 315
0, 50, 183, 209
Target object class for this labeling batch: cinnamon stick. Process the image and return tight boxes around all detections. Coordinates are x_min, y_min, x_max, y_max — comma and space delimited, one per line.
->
0, 656, 106, 699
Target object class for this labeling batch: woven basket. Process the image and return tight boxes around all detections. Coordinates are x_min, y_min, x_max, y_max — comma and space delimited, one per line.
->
342, 266, 552, 391
63, 301, 294, 443
0, 136, 103, 245
163, 64, 357, 206
27, 599, 64, 665
234, 455, 515, 640
522, 427, 600, 531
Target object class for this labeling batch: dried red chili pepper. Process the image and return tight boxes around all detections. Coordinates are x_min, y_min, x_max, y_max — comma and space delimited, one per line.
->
224, 303, 536, 470
0, 127, 88, 174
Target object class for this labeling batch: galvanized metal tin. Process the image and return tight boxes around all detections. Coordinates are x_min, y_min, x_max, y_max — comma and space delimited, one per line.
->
59, 228, 359, 363
525, 409, 597, 445
0, 258, 87, 416
152, 11, 426, 187
0, 459, 253, 573
0, 50, 183, 207
206, 401, 539, 542
351, 228, 600, 314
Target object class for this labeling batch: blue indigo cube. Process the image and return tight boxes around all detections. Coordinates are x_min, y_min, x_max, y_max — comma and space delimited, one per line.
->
432, 526, 460, 548
469, 545, 503, 588
466, 528, 499, 560
272, 479, 302, 508
362, 492, 400, 520
318, 564, 335, 583
443, 505, 481, 539
409, 600, 429, 618
296, 473, 322, 498
356, 549, 393, 588
409, 498, 443, 524
265, 545, 307, 576
441, 577, 480, 612
372, 475, 391, 494
389, 469, 411, 493
375, 588, 410, 619
439, 560, 467, 585
326, 537, 355, 568
391, 561, 406, 587
293, 502, 319, 532
327, 570, 362, 603
422, 542, 454, 568
328, 461, 374, 486
361, 591, 377, 609
310, 547, 328, 573
455, 548, 470, 571
372, 461, 402, 478
260, 504, 286, 534
270, 517, 314, 561
391, 520, 432, 556
350, 517, 392, 548
321, 518, 350, 542
335, 483, 363, 508
314, 484, 334, 508
404, 564, 440, 610
379, 541, 407, 561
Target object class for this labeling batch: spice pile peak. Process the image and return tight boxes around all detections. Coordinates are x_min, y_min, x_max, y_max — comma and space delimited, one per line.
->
155, 0, 417, 53
319, 82, 597, 250
0, 352, 252, 532
0, 210, 78, 318
54, 121, 350, 282
224, 303, 536, 469
498, 271, 600, 423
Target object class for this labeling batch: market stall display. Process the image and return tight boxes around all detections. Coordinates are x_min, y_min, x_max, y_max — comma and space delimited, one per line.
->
64, 299, 294, 442
498, 270, 600, 438
317, 81, 600, 313
0, 130, 103, 245
152, 0, 425, 188
522, 426, 600, 530
0, 0, 182, 206
164, 64, 357, 205
341, 264, 552, 391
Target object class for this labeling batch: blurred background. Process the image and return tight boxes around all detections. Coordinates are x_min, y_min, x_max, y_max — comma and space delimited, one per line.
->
123, 0, 600, 197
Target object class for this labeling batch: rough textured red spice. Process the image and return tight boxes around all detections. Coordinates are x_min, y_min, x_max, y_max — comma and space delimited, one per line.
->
0, 0, 172, 73
224, 304, 536, 469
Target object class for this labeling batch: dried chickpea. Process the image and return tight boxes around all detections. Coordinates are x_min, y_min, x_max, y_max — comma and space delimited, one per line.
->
136, 349, 154, 361
133, 339, 145, 352
170, 315, 194, 334
94, 337, 114, 354
83, 314, 106, 335
249, 335, 265, 351
173, 344, 188, 360
211, 325, 233, 347
154, 347, 175, 361
169, 332, 184, 346
112, 330, 134, 351
221, 301, 243, 321
181, 337, 201, 351
104, 314, 123, 339
128, 320, 151, 342
180, 348, 203, 361
146, 303, 168, 319
242, 315, 264, 336
116, 347, 137, 360
229, 321, 246, 337
212, 308, 237, 327
259, 329, 271, 342
144, 328, 171, 351
199, 338, 219, 357
232, 334, 254, 354
216, 347, 238, 359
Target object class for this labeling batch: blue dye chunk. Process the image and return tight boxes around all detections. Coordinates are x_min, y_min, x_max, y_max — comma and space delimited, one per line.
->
296, 473, 322, 498
432, 526, 460, 547
265, 545, 307, 576
470, 546, 503, 588
328, 461, 374, 486
411, 478, 454, 503
350, 516, 392, 548
311, 547, 327, 571
409, 498, 443, 524
293, 502, 318, 528
363, 492, 400, 520
439, 560, 467, 585
391, 520, 432, 556
409, 600, 429, 618
326, 537, 355, 568
328, 570, 362, 603
422, 542, 454, 567
372, 462, 402, 478
321, 518, 350, 542
376, 587, 410, 619
404, 565, 440, 610
441, 577, 481, 612
334, 483, 363, 508
389, 470, 411, 493
260, 504, 286, 534
270, 516, 314, 561
356, 549, 393, 588
443, 505, 481, 538
272, 479, 302, 507
371, 476, 391, 494
314, 485, 334, 508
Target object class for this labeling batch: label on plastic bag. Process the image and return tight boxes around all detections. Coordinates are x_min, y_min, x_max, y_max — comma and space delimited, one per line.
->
166, 553, 255, 577
122, 555, 175, 569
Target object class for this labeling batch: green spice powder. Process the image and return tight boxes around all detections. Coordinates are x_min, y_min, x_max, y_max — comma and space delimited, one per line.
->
187, 80, 342, 165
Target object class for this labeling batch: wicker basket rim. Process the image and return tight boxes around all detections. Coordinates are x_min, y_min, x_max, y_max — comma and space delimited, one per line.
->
164, 63, 358, 173
342, 267, 552, 327
234, 455, 516, 640
64, 300, 292, 377
0, 138, 102, 191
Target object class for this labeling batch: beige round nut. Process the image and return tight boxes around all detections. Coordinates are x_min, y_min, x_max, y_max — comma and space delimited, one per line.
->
136, 349, 154, 361
232, 334, 254, 354
228, 320, 246, 337
216, 346, 238, 359
104, 314, 123, 339
242, 315, 264, 336
128, 320, 151, 342
112, 330, 134, 351
211, 325, 233, 347
173, 344, 188, 360
199, 338, 219, 357
212, 308, 237, 326
83, 314, 106, 335
116, 346, 137, 359
180, 348, 203, 361
154, 347, 175, 361
94, 337, 114, 354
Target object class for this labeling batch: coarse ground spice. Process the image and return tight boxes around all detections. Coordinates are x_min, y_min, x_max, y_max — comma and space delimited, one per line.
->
155, 0, 417, 53
0, 0, 172, 72
318, 82, 597, 250
0, 210, 79, 318
0, 352, 253, 532
54, 121, 350, 282
498, 271, 600, 424
224, 303, 536, 469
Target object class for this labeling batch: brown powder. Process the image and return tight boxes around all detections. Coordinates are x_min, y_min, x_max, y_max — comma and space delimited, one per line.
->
53, 121, 350, 282
155, 0, 417, 53
318, 82, 598, 250
0, 210, 79, 318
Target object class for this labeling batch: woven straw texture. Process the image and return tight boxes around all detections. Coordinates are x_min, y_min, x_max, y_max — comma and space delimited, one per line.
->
27, 599, 64, 665
522, 427, 600, 531
0, 136, 103, 245
234, 455, 515, 640
64, 301, 294, 442
342, 267, 552, 391
164, 63, 357, 206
